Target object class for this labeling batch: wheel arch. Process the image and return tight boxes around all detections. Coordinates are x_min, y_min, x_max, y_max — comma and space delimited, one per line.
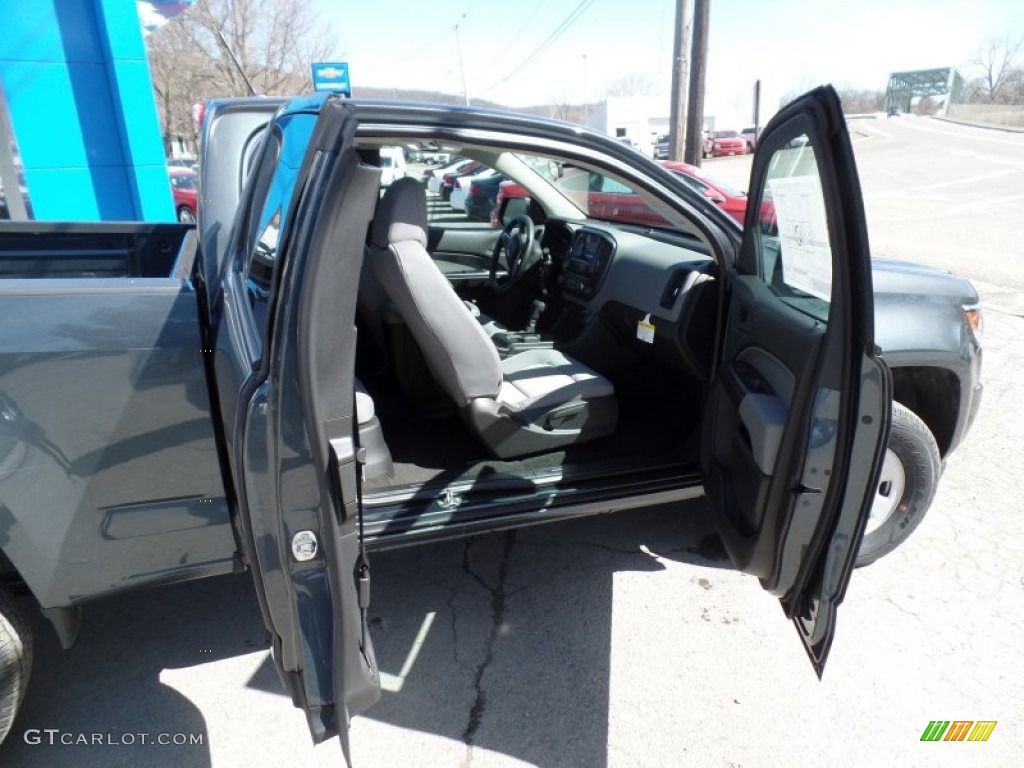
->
890, 365, 959, 457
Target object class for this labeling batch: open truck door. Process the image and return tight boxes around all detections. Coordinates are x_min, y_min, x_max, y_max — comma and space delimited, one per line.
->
212, 96, 381, 765
701, 86, 892, 675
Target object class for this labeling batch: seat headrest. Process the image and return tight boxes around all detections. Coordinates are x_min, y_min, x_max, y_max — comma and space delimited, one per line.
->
371, 177, 428, 249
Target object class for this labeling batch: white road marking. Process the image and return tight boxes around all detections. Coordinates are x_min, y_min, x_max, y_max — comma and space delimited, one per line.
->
379, 611, 437, 693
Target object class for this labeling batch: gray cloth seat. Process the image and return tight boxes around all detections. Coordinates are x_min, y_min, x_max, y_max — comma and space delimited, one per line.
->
359, 249, 506, 349
366, 178, 617, 459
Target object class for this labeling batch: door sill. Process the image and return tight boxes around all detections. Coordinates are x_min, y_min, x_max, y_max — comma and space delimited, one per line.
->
362, 462, 704, 551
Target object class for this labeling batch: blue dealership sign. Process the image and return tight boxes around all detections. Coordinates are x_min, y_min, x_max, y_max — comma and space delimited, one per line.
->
312, 62, 351, 96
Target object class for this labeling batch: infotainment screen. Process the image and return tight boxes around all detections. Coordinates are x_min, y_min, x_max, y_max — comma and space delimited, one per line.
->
571, 231, 603, 264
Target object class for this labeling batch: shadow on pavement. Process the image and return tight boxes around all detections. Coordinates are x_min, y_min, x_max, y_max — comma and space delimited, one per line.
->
360, 498, 728, 767
1, 574, 270, 768
0, 499, 729, 767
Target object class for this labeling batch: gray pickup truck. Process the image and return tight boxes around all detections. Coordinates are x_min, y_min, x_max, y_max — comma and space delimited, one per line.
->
0, 87, 981, 758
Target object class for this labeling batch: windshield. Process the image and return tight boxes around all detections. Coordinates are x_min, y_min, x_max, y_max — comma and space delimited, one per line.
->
713, 130, 740, 139
692, 170, 745, 198
513, 152, 682, 229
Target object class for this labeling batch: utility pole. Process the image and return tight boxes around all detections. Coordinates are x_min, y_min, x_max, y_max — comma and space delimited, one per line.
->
683, 0, 710, 165
582, 53, 588, 125
455, 15, 470, 107
753, 79, 761, 132
667, 0, 690, 161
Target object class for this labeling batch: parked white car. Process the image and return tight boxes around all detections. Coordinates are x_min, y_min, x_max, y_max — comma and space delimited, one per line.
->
425, 159, 472, 194
450, 168, 499, 211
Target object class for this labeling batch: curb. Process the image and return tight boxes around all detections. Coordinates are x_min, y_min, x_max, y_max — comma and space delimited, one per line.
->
931, 115, 1024, 134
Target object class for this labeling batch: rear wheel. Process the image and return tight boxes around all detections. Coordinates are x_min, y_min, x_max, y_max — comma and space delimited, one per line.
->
177, 206, 196, 223
856, 402, 941, 567
0, 590, 32, 744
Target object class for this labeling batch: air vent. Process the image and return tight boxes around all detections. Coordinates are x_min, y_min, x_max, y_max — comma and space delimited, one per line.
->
660, 268, 689, 309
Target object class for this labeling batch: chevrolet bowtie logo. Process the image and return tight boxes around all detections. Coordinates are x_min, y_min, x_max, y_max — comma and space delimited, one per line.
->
317, 67, 346, 79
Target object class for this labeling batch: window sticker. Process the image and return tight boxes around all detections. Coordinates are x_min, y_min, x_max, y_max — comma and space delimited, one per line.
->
767, 175, 832, 301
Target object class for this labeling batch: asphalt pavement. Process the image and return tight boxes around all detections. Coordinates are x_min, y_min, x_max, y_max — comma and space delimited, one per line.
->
2, 115, 1022, 768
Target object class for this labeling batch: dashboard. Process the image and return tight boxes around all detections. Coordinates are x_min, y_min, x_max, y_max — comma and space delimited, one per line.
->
540, 218, 719, 380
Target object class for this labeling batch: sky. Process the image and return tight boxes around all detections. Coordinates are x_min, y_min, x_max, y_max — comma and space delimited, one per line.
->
312, 0, 1024, 126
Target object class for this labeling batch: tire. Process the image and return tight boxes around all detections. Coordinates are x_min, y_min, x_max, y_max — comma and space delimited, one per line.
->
856, 402, 941, 567
177, 206, 196, 223
0, 590, 33, 744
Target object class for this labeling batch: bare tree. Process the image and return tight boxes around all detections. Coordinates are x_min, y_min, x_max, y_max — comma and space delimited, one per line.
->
183, 0, 334, 95
147, 0, 335, 153
548, 96, 574, 122
148, 20, 215, 153
913, 96, 939, 116
837, 88, 884, 114
606, 73, 655, 97
779, 86, 883, 114
545, 93, 587, 124
969, 36, 1024, 103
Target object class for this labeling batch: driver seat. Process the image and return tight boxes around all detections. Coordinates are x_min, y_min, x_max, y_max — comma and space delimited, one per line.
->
367, 178, 618, 459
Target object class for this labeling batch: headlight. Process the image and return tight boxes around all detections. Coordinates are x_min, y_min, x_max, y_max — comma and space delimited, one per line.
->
964, 304, 983, 341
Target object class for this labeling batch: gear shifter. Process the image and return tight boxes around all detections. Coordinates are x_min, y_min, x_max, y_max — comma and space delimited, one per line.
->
525, 299, 546, 334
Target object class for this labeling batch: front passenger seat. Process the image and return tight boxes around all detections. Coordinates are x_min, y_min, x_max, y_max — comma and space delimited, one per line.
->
367, 178, 618, 459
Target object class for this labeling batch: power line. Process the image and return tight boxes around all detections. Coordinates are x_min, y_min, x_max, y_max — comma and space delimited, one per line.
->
477, 0, 595, 93
487, 0, 546, 70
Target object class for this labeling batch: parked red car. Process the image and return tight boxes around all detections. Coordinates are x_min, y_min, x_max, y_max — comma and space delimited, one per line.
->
169, 167, 198, 223
703, 130, 748, 158
493, 165, 748, 227
660, 161, 747, 224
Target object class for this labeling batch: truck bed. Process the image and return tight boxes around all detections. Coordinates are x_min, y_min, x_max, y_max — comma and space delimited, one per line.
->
0, 222, 235, 609
0, 222, 191, 279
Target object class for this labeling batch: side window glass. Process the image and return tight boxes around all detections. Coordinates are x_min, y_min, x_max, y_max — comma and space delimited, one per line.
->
756, 134, 831, 322
424, 160, 499, 233
599, 176, 633, 195
240, 114, 315, 344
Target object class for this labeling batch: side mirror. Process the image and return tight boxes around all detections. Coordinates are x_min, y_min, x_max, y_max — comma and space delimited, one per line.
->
501, 196, 530, 226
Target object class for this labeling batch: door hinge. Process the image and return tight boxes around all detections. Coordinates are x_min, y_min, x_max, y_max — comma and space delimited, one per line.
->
437, 488, 463, 510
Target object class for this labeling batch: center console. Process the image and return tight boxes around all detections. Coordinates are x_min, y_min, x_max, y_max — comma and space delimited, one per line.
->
559, 228, 615, 303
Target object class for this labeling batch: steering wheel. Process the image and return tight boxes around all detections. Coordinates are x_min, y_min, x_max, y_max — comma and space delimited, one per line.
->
489, 214, 536, 293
